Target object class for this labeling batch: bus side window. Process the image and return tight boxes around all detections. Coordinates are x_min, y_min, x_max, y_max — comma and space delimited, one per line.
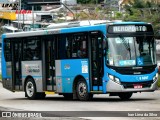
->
65, 36, 71, 58
25, 48, 33, 60
33, 40, 41, 60
23, 37, 41, 61
72, 40, 77, 57
70, 33, 88, 58
57, 36, 67, 59
60, 33, 88, 59
4, 39, 11, 62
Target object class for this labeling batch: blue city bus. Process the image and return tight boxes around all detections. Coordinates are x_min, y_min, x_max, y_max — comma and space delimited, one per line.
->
1, 21, 158, 100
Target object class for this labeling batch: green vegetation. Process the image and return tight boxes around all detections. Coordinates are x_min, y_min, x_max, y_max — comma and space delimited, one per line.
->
123, 0, 160, 33
76, 0, 160, 34
158, 75, 160, 88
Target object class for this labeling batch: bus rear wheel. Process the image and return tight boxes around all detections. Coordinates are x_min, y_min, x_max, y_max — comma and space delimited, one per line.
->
76, 79, 93, 101
118, 92, 133, 100
25, 78, 37, 100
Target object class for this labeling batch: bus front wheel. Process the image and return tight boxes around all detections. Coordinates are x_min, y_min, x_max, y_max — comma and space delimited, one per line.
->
25, 78, 37, 100
118, 92, 133, 100
76, 79, 93, 101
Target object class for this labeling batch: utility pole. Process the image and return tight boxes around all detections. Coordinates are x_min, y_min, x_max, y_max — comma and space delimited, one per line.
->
32, 6, 34, 29
18, 0, 21, 29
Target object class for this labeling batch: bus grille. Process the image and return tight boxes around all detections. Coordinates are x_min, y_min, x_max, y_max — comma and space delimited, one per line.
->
121, 81, 153, 89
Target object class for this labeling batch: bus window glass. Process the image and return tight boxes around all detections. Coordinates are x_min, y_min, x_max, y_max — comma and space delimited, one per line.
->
61, 33, 88, 59
135, 36, 156, 65
71, 33, 88, 58
23, 37, 41, 60
65, 37, 71, 58
4, 39, 11, 62
106, 36, 156, 67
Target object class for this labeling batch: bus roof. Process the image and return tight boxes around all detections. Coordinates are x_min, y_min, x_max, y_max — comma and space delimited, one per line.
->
2, 21, 151, 39
2, 25, 105, 39
47, 20, 110, 29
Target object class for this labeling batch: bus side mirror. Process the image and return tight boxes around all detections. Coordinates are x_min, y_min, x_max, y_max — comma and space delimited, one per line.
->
155, 30, 160, 39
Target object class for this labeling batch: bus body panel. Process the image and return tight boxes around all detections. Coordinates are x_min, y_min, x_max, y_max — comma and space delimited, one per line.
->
60, 24, 106, 34
2, 62, 13, 91
55, 60, 63, 93
1, 34, 13, 91
1, 34, 7, 78
55, 59, 90, 93
92, 86, 103, 91
21, 61, 43, 92
106, 78, 158, 92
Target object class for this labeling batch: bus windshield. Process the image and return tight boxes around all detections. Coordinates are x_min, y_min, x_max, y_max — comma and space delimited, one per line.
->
106, 36, 156, 67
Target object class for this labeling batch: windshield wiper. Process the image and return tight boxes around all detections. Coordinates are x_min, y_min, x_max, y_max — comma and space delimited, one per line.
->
119, 35, 131, 59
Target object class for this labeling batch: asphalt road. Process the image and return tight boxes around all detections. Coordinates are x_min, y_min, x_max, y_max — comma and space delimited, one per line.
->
0, 82, 160, 120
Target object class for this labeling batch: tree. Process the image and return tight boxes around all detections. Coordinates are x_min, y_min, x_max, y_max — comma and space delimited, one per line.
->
123, 0, 160, 32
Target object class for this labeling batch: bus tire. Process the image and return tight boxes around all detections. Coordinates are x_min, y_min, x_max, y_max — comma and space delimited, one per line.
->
25, 78, 37, 100
76, 79, 92, 101
118, 92, 133, 100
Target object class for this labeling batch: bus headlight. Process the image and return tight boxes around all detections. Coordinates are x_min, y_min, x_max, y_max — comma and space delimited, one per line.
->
153, 73, 158, 82
108, 75, 121, 84
109, 75, 114, 80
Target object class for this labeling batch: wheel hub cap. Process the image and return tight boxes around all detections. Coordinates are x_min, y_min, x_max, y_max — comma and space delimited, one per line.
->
26, 82, 34, 97
78, 83, 87, 97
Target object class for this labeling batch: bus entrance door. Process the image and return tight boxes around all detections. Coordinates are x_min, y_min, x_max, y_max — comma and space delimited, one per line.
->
45, 40, 56, 91
90, 32, 103, 92
12, 40, 22, 91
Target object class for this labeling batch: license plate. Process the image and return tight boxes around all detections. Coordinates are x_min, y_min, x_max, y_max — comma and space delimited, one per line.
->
134, 84, 143, 89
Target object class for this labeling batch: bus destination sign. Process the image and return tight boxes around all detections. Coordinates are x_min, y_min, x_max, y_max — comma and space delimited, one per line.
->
108, 25, 153, 33
113, 26, 147, 32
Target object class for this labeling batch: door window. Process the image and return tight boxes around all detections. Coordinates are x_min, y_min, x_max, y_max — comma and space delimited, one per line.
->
23, 37, 41, 60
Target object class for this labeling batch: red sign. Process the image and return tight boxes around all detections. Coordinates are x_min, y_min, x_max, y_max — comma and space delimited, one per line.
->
15, 10, 32, 14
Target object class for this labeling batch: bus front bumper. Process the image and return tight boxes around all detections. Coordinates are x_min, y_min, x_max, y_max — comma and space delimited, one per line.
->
106, 79, 158, 92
